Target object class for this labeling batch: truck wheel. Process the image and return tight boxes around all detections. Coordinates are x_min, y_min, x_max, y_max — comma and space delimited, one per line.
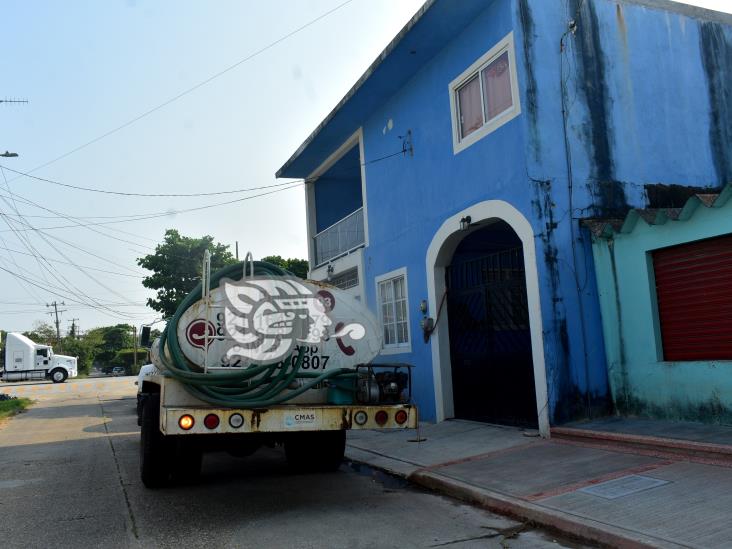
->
171, 439, 202, 484
50, 369, 67, 383
285, 430, 345, 473
140, 393, 170, 488
318, 430, 346, 472
136, 395, 144, 427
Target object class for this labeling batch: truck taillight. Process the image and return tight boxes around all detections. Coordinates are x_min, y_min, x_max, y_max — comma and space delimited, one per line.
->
375, 410, 388, 426
179, 415, 195, 430
394, 410, 408, 425
204, 414, 220, 429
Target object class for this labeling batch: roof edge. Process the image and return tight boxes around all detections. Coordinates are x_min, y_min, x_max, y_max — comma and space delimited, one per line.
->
618, 0, 732, 26
582, 184, 732, 238
275, 0, 435, 179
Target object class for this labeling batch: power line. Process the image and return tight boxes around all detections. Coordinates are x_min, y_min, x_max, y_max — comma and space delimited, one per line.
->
0, 164, 301, 197
0, 166, 53, 300
0, 243, 145, 278
0, 263, 143, 320
0, 145, 406, 199
0, 180, 305, 231
0, 203, 145, 317
0, 184, 160, 248
7, 0, 355, 179
0, 145, 410, 292
0, 186, 148, 275
0, 146, 409, 232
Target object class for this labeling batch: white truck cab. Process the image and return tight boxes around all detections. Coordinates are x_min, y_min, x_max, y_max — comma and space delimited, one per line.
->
2, 332, 78, 383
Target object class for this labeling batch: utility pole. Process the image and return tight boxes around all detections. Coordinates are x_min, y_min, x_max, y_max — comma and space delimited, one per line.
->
46, 301, 66, 347
68, 318, 80, 340
133, 325, 138, 371
1, 99, 28, 158
235, 241, 239, 260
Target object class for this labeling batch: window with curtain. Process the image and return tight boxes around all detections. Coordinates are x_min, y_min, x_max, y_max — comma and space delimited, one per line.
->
450, 32, 520, 153
482, 51, 513, 120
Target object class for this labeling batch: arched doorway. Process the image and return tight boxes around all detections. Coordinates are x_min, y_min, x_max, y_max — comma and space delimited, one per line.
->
446, 220, 537, 427
425, 200, 550, 436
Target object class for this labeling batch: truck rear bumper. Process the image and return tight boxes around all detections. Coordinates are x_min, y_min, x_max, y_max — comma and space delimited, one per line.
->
161, 404, 417, 435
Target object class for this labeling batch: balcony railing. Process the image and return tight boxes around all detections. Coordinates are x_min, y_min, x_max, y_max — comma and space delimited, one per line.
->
313, 208, 364, 266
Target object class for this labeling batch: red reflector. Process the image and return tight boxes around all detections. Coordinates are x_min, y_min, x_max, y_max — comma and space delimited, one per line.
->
395, 410, 408, 425
375, 410, 388, 426
204, 413, 220, 429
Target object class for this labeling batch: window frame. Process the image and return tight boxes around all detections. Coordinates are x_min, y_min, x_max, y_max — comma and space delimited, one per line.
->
449, 31, 521, 154
328, 267, 359, 291
374, 267, 412, 355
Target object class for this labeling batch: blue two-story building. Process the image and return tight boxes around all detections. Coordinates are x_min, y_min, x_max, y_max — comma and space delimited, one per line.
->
277, 0, 732, 436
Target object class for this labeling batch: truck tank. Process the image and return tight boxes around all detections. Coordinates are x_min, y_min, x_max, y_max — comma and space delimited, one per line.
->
152, 259, 401, 408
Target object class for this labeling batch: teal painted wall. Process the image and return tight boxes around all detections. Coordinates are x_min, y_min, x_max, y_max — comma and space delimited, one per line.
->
591, 190, 732, 422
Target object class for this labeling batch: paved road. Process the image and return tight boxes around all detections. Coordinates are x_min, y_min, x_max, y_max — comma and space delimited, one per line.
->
0, 379, 588, 548
1, 375, 137, 399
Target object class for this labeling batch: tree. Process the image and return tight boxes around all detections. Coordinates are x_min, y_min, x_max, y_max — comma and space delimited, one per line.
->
62, 330, 103, 376
0, 330, 6, 366
87, 324, 134, 367
261, 255, 309, 279
137, 229, 237, 317
23, 321, 56, 346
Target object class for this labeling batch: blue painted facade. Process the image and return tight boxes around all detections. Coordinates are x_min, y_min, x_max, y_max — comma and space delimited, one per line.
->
278, 0, 732, 426
313, 146, 362, 232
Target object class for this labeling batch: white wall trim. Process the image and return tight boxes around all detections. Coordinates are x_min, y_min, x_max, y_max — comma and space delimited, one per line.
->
310, 248, 365, 302
304, 128, 369, 270
425, 200, 550, 437
375, 266, 412, 355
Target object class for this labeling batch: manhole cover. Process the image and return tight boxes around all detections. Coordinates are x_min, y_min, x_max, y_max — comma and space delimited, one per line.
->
579, 475, 669, 499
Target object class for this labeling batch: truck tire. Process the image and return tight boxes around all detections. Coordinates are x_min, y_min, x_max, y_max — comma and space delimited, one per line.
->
171, 439, 202, 484
136, 394, 145, 427
285, 430, 345, 473
50, 369, 67, 383
140, 393, 170, 488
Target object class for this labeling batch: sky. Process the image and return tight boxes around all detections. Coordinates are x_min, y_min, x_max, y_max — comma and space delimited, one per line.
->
0, 0, 730, 334
0, 0, 424, 333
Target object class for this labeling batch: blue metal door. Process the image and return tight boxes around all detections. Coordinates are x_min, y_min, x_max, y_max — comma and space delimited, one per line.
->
446, 222, 537, 427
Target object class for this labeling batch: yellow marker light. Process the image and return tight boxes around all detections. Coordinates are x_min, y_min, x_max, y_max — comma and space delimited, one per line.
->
178, 414, 195, 430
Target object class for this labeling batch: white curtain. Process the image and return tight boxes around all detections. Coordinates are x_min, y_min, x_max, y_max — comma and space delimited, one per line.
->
482, 51, 512, 120
458, 75, 483, 138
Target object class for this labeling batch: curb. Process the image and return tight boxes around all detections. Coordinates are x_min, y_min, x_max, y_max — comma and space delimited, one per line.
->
344, 446, 684, 549
551, 427, 732, 467
407, 470, 684, 549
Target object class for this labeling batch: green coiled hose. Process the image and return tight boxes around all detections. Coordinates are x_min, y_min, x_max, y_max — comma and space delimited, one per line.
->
156, 260, 357, 407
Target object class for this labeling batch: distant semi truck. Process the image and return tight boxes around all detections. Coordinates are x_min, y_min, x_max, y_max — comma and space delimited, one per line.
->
1, 332, 78, 383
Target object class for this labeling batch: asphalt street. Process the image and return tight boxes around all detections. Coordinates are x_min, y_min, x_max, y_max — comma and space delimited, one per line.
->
0, 378, 589, 548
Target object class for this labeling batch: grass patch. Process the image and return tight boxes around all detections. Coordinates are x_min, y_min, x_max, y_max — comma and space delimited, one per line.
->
0, 397, 32, 420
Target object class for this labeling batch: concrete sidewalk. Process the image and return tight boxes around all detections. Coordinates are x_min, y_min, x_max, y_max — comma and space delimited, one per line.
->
346, 420, 732, 549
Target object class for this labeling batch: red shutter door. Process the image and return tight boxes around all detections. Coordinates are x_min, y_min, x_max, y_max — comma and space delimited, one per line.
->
653, 234, 732, 361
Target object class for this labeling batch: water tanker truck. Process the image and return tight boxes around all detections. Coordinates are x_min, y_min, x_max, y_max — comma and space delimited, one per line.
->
139, 254, 417, 488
